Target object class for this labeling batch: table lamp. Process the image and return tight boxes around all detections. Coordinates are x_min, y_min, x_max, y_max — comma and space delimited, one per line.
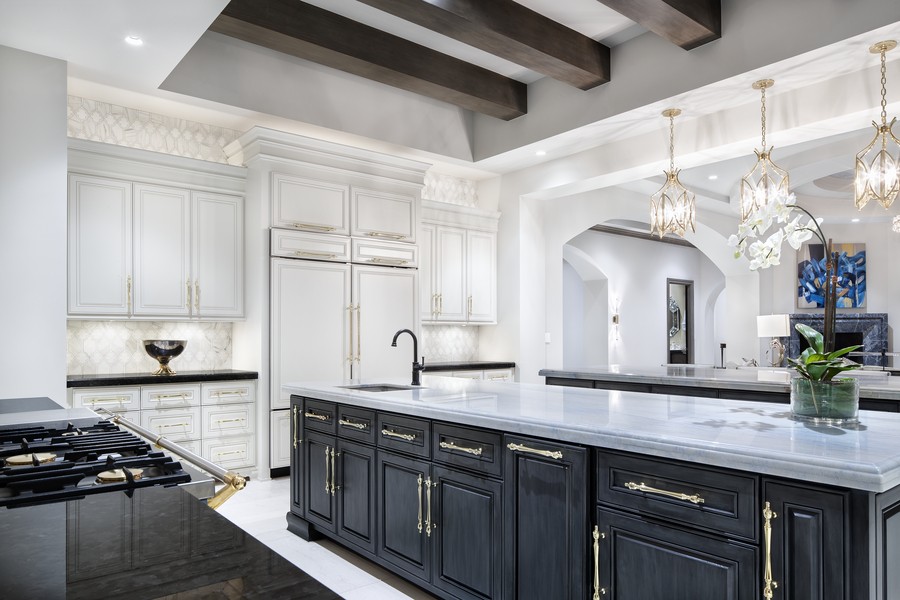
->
757, 314, 790, 367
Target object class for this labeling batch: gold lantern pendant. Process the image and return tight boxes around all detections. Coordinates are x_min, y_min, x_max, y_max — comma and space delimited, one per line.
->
739, 79, 790, 223
650, 108, 696, 238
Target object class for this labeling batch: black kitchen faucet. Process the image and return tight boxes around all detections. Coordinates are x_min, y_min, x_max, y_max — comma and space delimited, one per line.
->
391, 329, 425, 386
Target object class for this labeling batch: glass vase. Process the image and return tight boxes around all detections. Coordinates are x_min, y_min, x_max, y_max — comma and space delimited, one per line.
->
790, 377, 859, 425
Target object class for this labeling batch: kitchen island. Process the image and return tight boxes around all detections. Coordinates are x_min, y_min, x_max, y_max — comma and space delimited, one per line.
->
541, 364, 900, 411
285, 374, 900, 600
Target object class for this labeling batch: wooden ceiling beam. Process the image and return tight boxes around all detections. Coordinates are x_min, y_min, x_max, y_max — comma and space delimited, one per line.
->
595, 0, 720, 50
356, 0, 610, 90
210, 0, 527, 120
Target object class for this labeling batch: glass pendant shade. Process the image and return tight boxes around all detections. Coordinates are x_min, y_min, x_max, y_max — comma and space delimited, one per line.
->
650, 108, 696, 238
855, 41, 900, 210
740, 79, 790, 223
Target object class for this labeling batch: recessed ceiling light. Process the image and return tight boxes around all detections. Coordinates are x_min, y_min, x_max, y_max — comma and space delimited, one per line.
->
535, 150, 546, 156
125, 35, 144, 47
851, 218, 860, 222
707, 174, 718, 180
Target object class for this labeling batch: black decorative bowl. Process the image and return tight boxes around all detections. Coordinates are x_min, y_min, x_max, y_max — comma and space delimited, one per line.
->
143, 340, 187, 375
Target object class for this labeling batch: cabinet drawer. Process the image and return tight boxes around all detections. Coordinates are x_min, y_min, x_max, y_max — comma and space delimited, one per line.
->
141, 384, 201, 410
597, 450, 758, 541
303, 399, 336, 434
351, 187, 416, 243
336, 405, 376, 444
202, 435, 255, 469
351, 238, 418, 268
377, 413, 430, 458
201, 404, 255, 438
71, 387, 141, 412
272, 173, 349, 235
270, 228, 351, 262
433, 422, 502, 478
451, 370, 483, 380
201, 381, 256, 405
140, 407, 201, 442
483, 369, 513, 382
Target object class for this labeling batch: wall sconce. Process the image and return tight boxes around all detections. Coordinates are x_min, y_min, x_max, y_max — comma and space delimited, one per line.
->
611, 298, 620, 341
757, 314, 790, 367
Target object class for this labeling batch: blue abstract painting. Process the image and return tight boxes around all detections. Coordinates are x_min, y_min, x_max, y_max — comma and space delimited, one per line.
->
797, 242, 866, 308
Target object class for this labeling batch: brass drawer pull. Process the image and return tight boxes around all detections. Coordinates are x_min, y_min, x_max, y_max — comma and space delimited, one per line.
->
425, 477, 435, 537
157, 422, 190, 429
763, 501, 778, 599
215, 450, 244, 458
292, 250, 337, 259
211, 389, 245, 398
440, 441, 483, 457
506, 442, 562, 460
153, 393, 189, 400
214, 417, 245, 425
304, 411, 329, 421
417, 474, 424, 534
365, 230, 406, 240
292, 406, 300, 449
339, 418, 368, 431
593, 525, 607, 598
330, 447, 337, 496
290, 222, 336, 232
324, 446, 331, 494
86, 396, 129, 405
367, 257, 409, 265
624, 481, 705, 505
382, 428, 416, 442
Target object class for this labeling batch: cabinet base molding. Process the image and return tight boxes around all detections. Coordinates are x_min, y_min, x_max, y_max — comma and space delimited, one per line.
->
286, 512, 322, 542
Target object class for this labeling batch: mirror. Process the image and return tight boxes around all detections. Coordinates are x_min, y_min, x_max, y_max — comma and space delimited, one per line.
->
667, 279, 693, 364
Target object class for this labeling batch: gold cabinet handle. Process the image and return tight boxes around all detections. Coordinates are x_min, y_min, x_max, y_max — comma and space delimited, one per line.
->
304, 411, 329, 421
186, 279, 192, 310
292, 250, 338, 259
331, 447, 338, 496
214, 449, 244, 458
425, 477, 434, 537
365, 230, 406, 240
290, 222, 336, 232
126, 276, 132, 314
292, 406, 300, 449
506, 442, 562, 460
624, 481, 705, 505
439, 441, 483, 457
194, 280, 200, 313
431, 293, 438, 318
417, 474, 424, 534
157, 422, 190, 429
324, 445, 331, 494
438, 293, 443, 315
467, 295, 473, 317
346, 304, 355, 365
85, 395, 129, 405
339, 418, 368, 431
593, 525, 607, 598
211, 389, 246, 398
153, 393, 189, 400
382, 428, 416, 442
355, 303, 361, 364
763, 501, 778, 599
367, 257, 409, 266
214, 417, 245, 425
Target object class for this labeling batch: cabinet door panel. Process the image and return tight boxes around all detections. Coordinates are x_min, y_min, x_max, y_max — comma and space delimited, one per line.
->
377, 451, 430, 583
336, 439, 376, 554
597, 508, 756, 599
436, 227, 466, 321
133, 183, 191, 316
289, 401, 304, 516
503, 435, 588, 600
272, 173, 349, 235
419, 224, 436, 321
352, 187, 416, 242
305, 431, 336, 533
68, 174, 132, 315
432, 465, 502, 600
192, 191, 243, 318
466, 230, 496, 323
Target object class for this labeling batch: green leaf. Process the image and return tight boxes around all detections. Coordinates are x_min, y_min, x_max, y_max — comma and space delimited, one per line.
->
795, 324, 824, 354
827, 345, 862, 360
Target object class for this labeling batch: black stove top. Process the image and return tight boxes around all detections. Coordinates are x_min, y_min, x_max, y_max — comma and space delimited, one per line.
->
0, 420, 191, 508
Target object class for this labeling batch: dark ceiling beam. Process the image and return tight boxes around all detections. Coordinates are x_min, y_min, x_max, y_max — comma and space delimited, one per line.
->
210, 0, 526, 120
595, 0, 720, 50
355, 0, 610, 90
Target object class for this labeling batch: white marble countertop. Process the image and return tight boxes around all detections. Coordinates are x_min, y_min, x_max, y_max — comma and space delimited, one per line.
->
539, 365, 900, 400
285, 375, 900, 493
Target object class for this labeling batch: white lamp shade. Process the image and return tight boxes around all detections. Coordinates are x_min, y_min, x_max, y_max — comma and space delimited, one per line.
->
757, 314, 791, 338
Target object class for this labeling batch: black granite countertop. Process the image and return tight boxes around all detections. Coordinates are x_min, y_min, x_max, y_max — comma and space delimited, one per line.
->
0, 484, 338, 599
422, 361, 515, 372
67, 369, 259, 388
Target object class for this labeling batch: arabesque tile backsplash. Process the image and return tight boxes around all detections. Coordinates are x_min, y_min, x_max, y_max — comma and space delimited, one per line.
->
421, 325, 479, 363
67, 321, 232, 375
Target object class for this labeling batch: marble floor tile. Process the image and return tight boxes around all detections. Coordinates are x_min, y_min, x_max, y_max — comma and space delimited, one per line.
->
217, 476, 437, 599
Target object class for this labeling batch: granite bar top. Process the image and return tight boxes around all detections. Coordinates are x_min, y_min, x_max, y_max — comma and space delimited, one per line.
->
422, 361, 515, 372
285, 374, 900, 493
67, 369, 259, 388
539, 365, 900, 401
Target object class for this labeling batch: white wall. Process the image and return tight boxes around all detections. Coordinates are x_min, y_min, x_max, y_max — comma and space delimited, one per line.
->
0, 45, 67, 402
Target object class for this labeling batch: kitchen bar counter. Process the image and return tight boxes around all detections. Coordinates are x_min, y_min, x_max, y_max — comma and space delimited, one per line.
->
286, 374, 900, 493
422, 360, 515, 372
67, 369, 258, 387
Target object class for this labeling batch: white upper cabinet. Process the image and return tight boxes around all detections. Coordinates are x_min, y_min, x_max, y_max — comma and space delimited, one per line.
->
67, 140, 246, 320
351, 187, 417, 243
271, 173, 349, 235
420, 201, 499, 325
68, 174, 132, 315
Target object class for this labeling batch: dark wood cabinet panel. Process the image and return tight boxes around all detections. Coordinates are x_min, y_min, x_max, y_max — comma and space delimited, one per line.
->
503, 434, 588, 600
290, 399, 304, 517
377, 450, 431, 584
304, 430, 336, 532
432, 465, 502, 600
335, 438, 376, 554
595, 508, 757, 599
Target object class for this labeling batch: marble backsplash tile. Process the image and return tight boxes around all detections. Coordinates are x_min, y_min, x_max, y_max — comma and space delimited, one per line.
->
421, 325, 479, 363
67, 321, 232, 375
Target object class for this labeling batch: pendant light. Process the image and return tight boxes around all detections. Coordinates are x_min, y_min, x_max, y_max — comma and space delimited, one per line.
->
740, 79, 790, 223
855, 40, 900, 210
650, 108, 696, 238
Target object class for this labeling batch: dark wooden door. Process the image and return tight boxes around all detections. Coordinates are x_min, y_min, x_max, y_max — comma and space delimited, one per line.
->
335, 438, 376, 555
431, 465, 502, 600
377, 450, 431, 584
304, 430, 336, 533
503, 434, 588, 600
595, 507, 756, 599
763, 480, 862, 600
290, 398, 304, 517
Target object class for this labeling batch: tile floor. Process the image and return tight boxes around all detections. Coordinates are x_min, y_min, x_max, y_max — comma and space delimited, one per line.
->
217, 476, 437, 599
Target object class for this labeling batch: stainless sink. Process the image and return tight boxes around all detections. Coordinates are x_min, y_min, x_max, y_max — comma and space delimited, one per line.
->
339, 383, 424, 392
